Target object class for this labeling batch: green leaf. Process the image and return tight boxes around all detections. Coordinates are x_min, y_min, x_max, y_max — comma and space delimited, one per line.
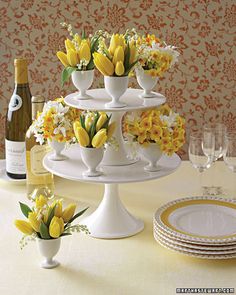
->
124, 42, 130, 72
46, 205, 56, 227
124, 60, 138, 76
39, 222, 51, 239
89, 112, 99, 140
82, 29, 86, 39
101, 114, 112, 130
90, 35, 100, 53
19, 202, 32, 218
86, 60, 94, 70
66, 207, 89, 226
61, 67, 76, 87
80, 114, 86, 129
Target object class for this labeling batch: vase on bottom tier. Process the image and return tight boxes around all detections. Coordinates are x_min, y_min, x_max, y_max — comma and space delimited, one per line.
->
139, 143, 162, 172
37, 238, 61, 269
71, 70, 94, 100
104, 76, 128, 108
48, 139, 67, 161
137, 72, 158, 98
80, 147, 104, 177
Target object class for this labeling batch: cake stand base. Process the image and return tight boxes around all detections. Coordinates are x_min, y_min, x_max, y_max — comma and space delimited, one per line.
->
80, 183, 144, 239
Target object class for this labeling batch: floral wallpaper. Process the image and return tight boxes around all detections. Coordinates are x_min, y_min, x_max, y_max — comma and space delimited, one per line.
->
0, 0, 235, 159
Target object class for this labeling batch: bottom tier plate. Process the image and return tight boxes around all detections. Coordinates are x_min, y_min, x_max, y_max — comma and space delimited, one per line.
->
43, 145, 181, 184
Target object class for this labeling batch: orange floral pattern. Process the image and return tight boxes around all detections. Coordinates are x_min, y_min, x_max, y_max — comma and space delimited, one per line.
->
0, 0, 235, 159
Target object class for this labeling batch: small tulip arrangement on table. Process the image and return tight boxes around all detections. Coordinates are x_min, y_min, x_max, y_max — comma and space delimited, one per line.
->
14, 195, 89, 268
73, 111, 116, 176
123, 104, 185, 171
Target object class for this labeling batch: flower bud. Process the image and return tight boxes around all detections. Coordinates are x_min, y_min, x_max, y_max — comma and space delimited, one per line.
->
115, 61, 125, 76
67, 49, 79, 67
49, 216, 64, 238
62, 204, 76, 223
14, 220, 34, 235
35, 195, 47, 209
93, 53, 114, 76
96, 113, 108, 132
112, 46, 124, 65
73, 125, 90, 147
28, 212, 41, 232
92, 129, 107, 148
79, 40, 91, 63
56, 51, 69, 67
65, 38, 75, 52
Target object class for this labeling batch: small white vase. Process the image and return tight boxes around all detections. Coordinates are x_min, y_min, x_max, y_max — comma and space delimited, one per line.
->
137, 72, 158, 98
80, 147, 104, 177
71, 70, 94, 100
139, 143, 162, 172
48, 139, 67, 161
104, 76, 128, 108
37, 238, 61, 269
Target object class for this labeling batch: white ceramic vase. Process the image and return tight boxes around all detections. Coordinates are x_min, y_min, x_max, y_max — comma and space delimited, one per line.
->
137, 72, 158, 98
48, 139, 67, 161
80, 147, 104, 177
139, 143, 162, 172
37, 238, 61, 269
104, 76, 128, 108
71, 70, 94, 100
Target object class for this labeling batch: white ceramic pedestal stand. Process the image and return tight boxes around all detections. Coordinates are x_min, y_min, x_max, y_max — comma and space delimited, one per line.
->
44, 88, 181, 239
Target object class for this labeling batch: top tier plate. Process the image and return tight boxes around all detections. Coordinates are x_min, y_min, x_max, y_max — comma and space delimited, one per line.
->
64, 88, 166, 112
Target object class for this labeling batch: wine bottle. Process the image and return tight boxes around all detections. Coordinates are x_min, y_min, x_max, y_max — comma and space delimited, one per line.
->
5, 58, 32, 179
26, 95, 54, 200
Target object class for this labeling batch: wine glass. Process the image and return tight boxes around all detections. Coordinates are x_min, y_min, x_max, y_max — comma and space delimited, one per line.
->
224, 131, 236, 172
188, 130, 215, 193
203, 123, 227, 195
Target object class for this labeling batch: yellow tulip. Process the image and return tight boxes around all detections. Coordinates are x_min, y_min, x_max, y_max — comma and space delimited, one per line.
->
74, 34, 81, 46
54, 200, 63, 217
92, 129, 107, 148
28, 212, 40, 232
14, 220, 34, 235
56, 51, 69, 67
49, 216, 64, 238
74, 126, 90, 147
65, 38, 75, 52
62, 203, 76, 223
67, 49, 79, 67
115, 61, 125, 76
129, 42, 136, 64
96, 113, 107, 131
85, 113, 94, 132
35, 195, 47, 209
112, 46, 124, 65
93, 53, 114, 76
109, 34, 125, 55
79, 40, 91, 63
107, 122, 116, 139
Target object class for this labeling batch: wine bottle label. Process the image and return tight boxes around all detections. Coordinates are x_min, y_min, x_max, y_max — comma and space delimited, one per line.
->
9, 94, 22, 112
30, 145, 50, 175
5, 139, 26, 174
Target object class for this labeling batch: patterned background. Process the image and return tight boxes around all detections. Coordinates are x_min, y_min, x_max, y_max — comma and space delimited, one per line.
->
0, 0, 235, 159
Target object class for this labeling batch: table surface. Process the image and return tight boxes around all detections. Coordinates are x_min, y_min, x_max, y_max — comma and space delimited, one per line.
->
0, 161, 235, 295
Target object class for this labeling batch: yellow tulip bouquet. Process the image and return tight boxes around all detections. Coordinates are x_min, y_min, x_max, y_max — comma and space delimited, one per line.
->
73, 111, 116, 149
123, 104, 185, 156
93, 29, 138, 77
135, 34, 180, 77
30, 97, 81, 145
14, 195, 89, 249
57, 23, 107, 85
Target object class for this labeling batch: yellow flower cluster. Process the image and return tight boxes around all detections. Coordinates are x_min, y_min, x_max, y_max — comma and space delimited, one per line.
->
93, 33, 137, 77
124, 104, 185, 156
73, 111, 116, 148
14, 195, 88, 239
57, 37, 91, 68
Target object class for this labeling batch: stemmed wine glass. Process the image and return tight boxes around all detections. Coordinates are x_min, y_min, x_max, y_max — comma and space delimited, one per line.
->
203, 123, 227, 195
188, 130, 215, 194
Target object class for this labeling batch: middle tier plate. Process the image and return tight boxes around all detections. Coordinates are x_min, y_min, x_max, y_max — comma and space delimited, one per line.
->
43, 145, 181, 184
64, 88, 166, 111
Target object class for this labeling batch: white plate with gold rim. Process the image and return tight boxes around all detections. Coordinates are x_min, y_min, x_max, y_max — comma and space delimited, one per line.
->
153, 224, 236, 250
0, 160, 26, 184
154, 197, 236, 245
154, 229, 236, 254
154, 233, 236, 260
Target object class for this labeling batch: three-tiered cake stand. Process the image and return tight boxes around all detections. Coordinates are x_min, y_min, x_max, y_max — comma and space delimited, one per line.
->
43, 88, 181, 239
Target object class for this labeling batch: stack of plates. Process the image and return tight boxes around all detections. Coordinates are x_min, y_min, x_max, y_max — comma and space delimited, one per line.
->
154, 196, 236, 259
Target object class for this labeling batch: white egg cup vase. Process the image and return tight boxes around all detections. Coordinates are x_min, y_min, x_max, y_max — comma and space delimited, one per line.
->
71, 70, 94, 100
48, 139, 68, 161
104, 76, 129, 108
37, 238, 61, 269
137, 72, 158, 98
80, 147, 104, 177
139, 143, 163, 172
